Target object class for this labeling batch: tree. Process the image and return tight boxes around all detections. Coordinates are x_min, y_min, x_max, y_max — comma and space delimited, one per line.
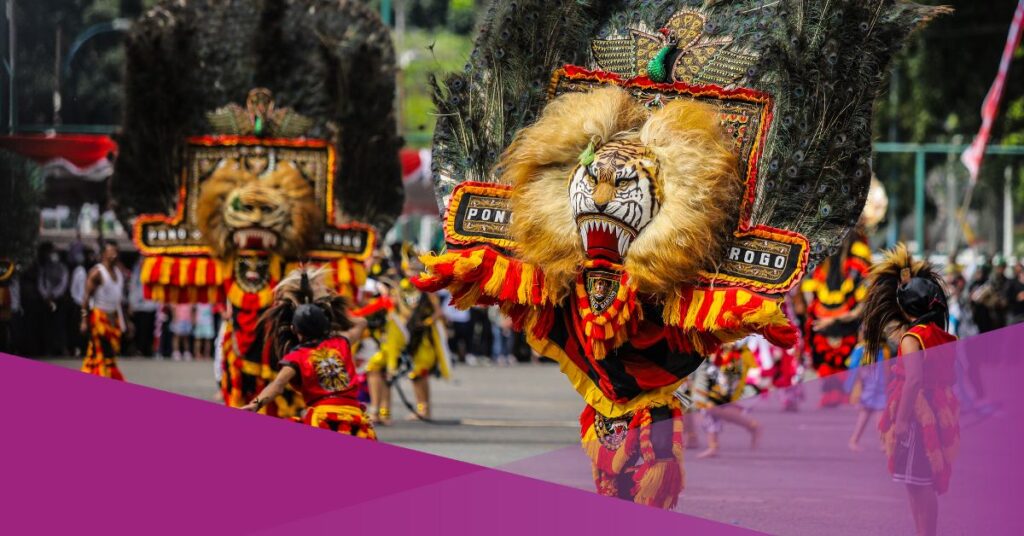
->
873, 0, 1024, 251
0, 151, 44, 264
2, 0, 154, 129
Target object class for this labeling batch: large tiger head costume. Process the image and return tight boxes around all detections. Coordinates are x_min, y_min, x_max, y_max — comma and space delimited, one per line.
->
499, 87, 741, 298
197, 159, 320, 259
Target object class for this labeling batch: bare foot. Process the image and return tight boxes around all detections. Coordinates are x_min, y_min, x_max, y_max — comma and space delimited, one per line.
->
373, 409, 391, 426
696, 447, 718, 459
848, 439, 864, 452
749, 423, 762, 449
685, 435, 702, 450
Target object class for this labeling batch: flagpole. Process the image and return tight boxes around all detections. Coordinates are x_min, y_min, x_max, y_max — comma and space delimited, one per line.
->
960, 0, 1024, 206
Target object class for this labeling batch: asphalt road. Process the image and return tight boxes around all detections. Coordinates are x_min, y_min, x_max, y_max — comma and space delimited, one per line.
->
48, 357, 988, 535
48, 358, 583, 466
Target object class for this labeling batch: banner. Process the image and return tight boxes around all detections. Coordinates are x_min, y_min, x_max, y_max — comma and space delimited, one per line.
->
961, 0, 1024, 182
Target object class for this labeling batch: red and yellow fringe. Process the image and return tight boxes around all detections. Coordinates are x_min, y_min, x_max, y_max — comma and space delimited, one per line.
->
662, 286, 797, 355
414, 246, 553, 308
416, 246, 797, 358
573, 266, 639, 361
879, 384, 960, 494
140, 255, 226, 304
580, 401, 685, 509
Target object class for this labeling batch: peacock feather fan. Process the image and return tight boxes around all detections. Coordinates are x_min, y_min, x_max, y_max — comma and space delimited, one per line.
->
430, 0, 948, 277
114, 0, 403, 230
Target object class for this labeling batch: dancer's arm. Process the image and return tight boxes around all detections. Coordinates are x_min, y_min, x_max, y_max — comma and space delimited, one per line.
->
893, 335, 924, 438
341, 315, 368, 343
78, 267, 101, 334
241, 366, 297, 412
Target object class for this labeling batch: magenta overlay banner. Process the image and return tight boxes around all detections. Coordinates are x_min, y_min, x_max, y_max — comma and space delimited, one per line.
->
0, 353, 747, 535
504, 325, 1024, 535
2, 324, 1023, 534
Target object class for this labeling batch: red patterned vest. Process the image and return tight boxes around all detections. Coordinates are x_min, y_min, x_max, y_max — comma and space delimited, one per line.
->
280, 337, 359, 407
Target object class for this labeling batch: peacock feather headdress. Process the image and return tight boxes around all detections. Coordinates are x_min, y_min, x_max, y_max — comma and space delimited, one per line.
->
429, 0, 948, 296
115, 0, 403, 231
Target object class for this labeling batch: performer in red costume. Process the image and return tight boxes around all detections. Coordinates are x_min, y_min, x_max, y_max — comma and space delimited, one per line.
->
80, 241, 130, 381
243, 299, 374, 440
116, 0, 400, 419
861, 244, 958, 536
802, 232, 872, 407
415, 0, 943, 509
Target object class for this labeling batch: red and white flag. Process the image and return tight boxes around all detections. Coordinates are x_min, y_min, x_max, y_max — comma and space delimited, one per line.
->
962, 0, 1024, 182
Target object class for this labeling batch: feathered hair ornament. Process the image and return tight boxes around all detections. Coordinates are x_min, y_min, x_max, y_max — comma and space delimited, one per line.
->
861, 244, 948, 358
258, 266, 354, 362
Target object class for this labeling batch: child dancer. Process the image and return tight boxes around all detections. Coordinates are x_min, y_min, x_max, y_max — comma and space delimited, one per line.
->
242, 268, 375, 440
193, 303, 216, 360
861, 244, 958, 536
845, 337, 892, 452
692, 338, 761, 459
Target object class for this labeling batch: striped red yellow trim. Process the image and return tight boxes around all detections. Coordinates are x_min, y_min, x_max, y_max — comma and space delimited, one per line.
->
574, 267, 639, 361
662, 286, 797, 354
413, 246, 553, 308
140, 256, 226, 304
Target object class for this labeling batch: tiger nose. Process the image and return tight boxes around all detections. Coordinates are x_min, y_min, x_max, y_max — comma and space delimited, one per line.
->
593, 182, 615, 210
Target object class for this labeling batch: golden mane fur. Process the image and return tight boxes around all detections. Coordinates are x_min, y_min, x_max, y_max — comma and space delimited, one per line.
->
196, 159, 320, 259
498, 86, 740, 298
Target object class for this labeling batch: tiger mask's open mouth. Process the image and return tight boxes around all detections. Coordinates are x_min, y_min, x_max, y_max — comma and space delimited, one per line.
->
576, 215, 637, 262
569, 139, 661, 264
231, 227, 279, 251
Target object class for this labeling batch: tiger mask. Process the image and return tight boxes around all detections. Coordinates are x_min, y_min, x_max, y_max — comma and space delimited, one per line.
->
499, 87, 741, 299
197, 159, 320, 259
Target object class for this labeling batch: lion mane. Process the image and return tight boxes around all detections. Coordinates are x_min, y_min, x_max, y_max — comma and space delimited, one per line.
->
498, 86, 741, 299
196, 159, 320, 259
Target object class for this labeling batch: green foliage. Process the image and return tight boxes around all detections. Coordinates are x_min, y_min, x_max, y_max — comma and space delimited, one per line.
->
408, 0, 450, 29
399, 29, 472, 146
446, 0, 475, 34
873, 0, 1024, 223
0, 152, 44, 264
3, 0, 156, 127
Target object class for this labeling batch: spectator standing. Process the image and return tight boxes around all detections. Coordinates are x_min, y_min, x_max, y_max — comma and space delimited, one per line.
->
0, 266, 18, 353
69, 248, 96, 357
67, 232, 86, 268
969, 262, 1001, 334
439, 289, 473, 364
37, 243, 70, 356
155, 304, 173, 358
171, 303, 194, 360
469, 306, 494, 364
193, 303, 216, 360
129, 258, 159, 357
1007, 262, 1024, 325
489, 307, 514, 366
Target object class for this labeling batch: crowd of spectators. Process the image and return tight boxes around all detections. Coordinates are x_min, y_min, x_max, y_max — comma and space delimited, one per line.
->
17, 238, 1024, 365
0, 239, 223, 359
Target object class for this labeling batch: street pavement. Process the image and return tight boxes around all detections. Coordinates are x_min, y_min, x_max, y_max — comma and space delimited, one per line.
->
47, 358, 583, 465
47, 357, 986, 535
